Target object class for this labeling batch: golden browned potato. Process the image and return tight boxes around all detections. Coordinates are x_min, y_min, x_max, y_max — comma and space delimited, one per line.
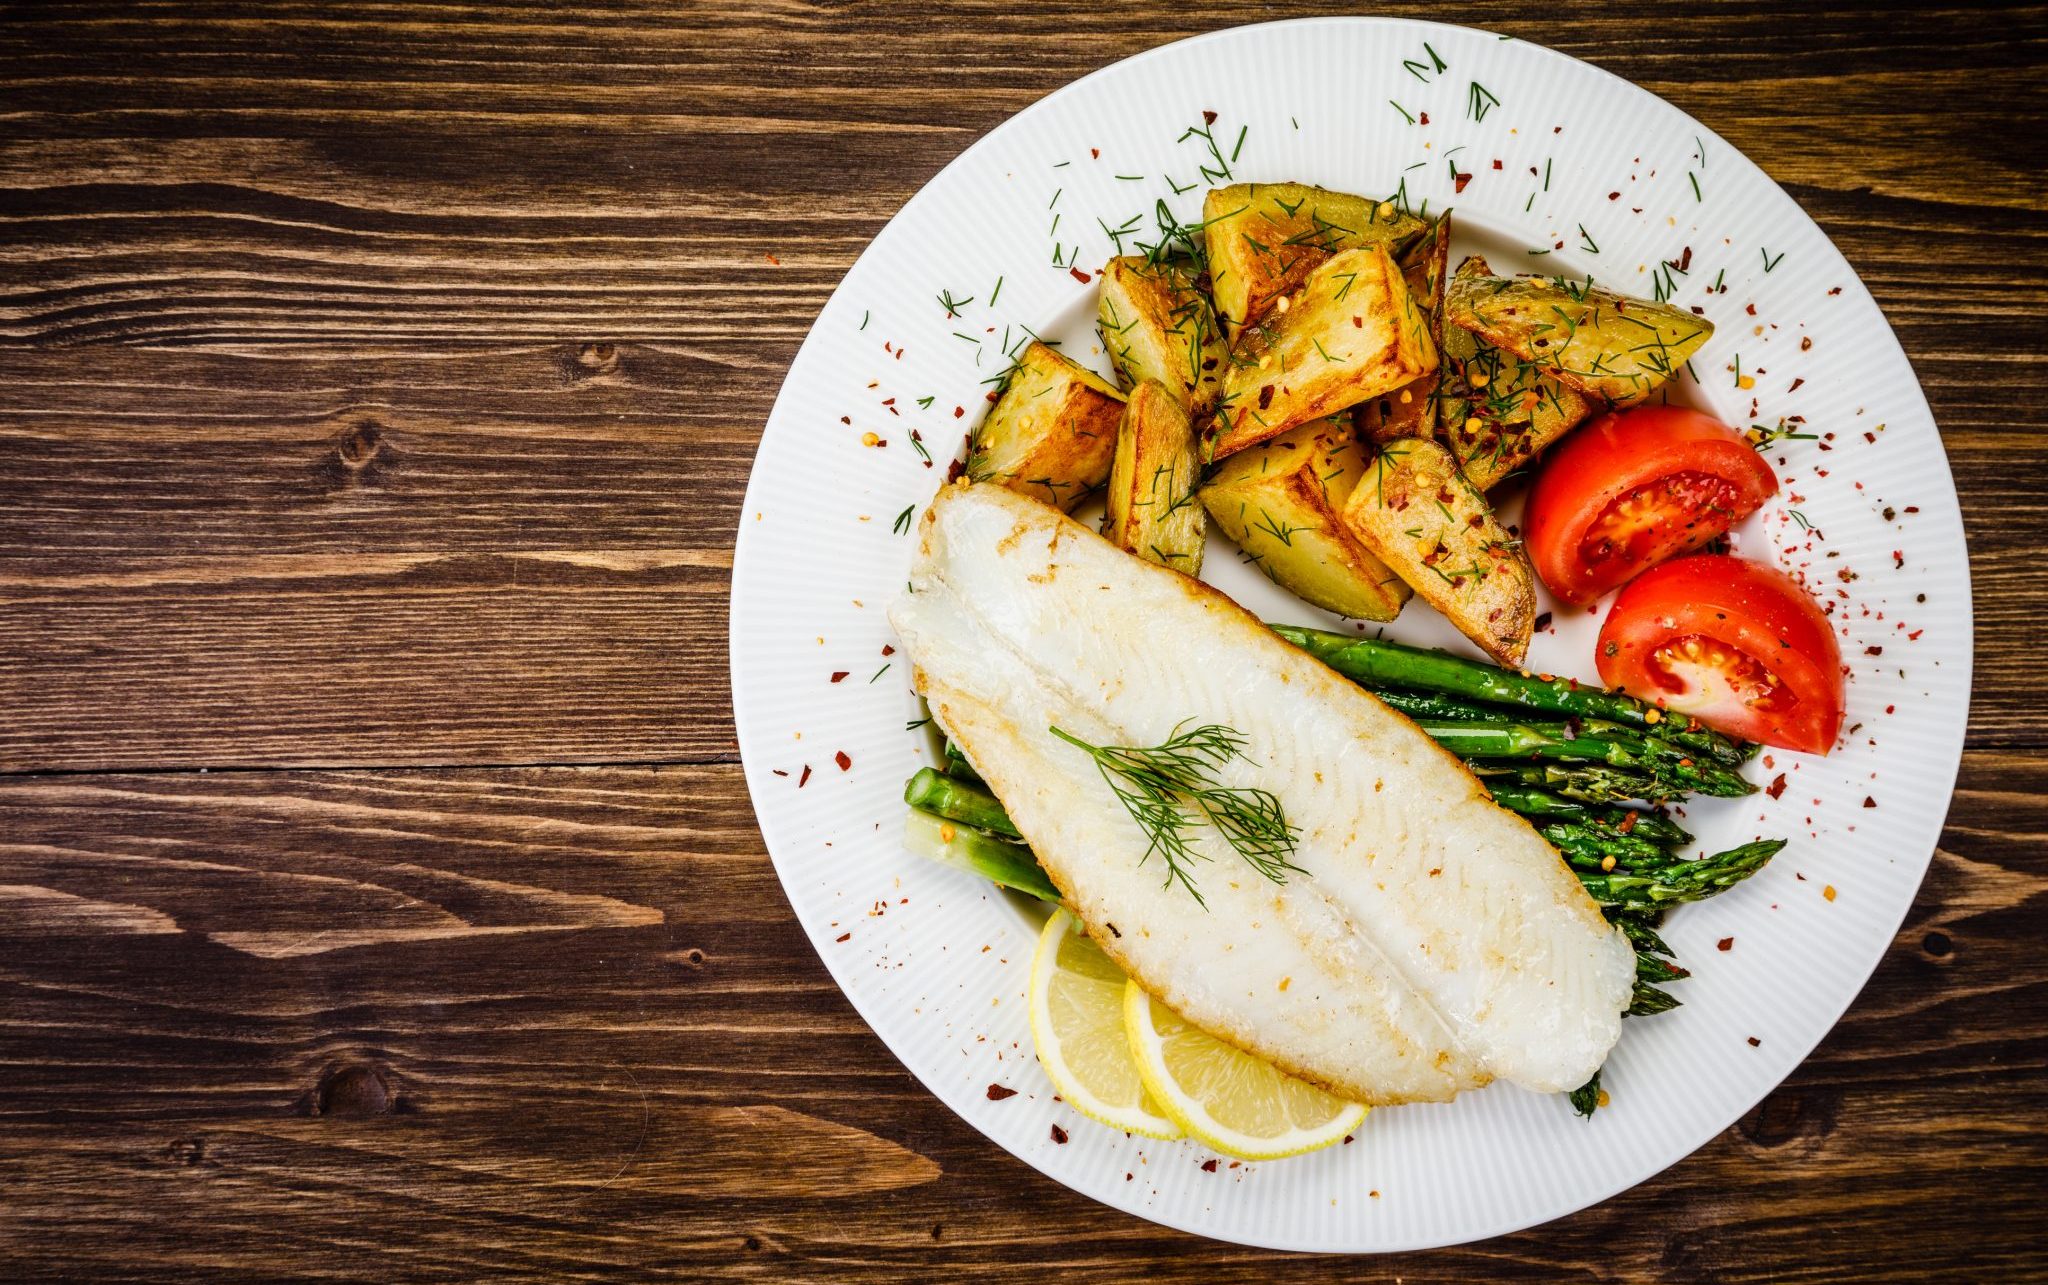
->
966, 340, 1125, 511
1101, 379, 1206, 574
1097, 257, 1227, 414
1356, 213, 1452, 445
1212, 243, 1436, 460
1436, 256, 1603, 490
1443, 271, 1712, 409
1336, 437, 1535, 665
1203, 183, 1424, 340
1199, 416, 1410, 622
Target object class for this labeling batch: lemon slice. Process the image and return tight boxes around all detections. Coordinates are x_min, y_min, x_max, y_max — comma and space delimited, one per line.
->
1027, 909, 1181, 1139
1123, 981, 1368, 1160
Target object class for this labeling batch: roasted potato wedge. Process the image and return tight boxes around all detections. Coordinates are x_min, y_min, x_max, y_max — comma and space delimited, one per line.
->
1436, 256, 1603, 490
1357, 213, 1452, 445
1102, 379, 1206, 574
967, 340, 1125, 511
1337, 437, 1536, 666
1213, 243, 1436, 460
1200, 417, 1410, 622
1097, 256, 1227, 414
1444, 272, 1712, 409
1203, 183, 1424, 340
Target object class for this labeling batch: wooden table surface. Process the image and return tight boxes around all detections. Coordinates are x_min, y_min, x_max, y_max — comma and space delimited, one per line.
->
3, 3, 2044, 1280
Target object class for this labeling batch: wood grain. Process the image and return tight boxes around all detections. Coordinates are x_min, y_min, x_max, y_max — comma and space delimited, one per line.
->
0, 1, 2043, 1279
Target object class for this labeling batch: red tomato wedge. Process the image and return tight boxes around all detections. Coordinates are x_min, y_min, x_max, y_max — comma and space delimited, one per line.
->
1597, 556, 1844, 754
1525, 406, 1778, 605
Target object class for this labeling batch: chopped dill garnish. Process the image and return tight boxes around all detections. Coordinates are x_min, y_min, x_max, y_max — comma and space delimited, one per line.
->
1049, 721, 1302, 906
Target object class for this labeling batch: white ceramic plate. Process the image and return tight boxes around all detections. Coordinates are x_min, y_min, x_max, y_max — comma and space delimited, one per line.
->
729, 17, 1971, 1251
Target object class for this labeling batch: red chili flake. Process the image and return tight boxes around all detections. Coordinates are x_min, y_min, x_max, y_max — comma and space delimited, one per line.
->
1202, 109, 1218, 125
1892, 550, 1904, 568
835, 932, 851, 942
1453, 172, 1472, 193
835, 750, 853, 772
1419, 112, 1430, 125
1905, 505, 1920, 513
1690, 306, 1706, 316
946, 458, 968, 482
772, 769, 788, 777
1745, 303, 1757, 316
881, 644, 895, 656
1788, 378, 1805, 392
830, 671, 849, 683
1069, 267, 1092, 284
1863, 796, 1877, 808
1801, 336, 1814, 350
1828, 286, 1842, 295
798, 765, 812, 787
1865, 645, 1883, 656
986, 1084, 1018, 1101
765, 253, 781, 265
1049, 1124, 1069, 1144
1090, 148, 1100, 159
1608, 191, 1620, 200
1200, 1159, 1219, 1173
1766, 774, 1788, 800
1908, 629, 1923, 641
840, 415, 851, 425
953, 406, 965, 418
1492, 159, 1503, 170
1747, 1036, 1761, 1047
1678, 246, 1693, 271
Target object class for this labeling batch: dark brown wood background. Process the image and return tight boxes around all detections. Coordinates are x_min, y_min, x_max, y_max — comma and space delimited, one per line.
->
2, 3, 2044, 1280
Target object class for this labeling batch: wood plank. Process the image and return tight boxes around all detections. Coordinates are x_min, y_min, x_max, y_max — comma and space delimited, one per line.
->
0, 754, 2039, 1281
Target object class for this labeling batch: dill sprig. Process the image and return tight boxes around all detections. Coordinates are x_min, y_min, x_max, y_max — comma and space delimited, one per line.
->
1049, 721, 1302, 905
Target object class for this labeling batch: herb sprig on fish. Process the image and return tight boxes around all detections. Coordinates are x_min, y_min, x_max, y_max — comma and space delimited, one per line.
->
1050, 721, 1302, 905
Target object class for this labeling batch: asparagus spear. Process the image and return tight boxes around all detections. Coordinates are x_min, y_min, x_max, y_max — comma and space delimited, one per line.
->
1273, 624, 1746, 765
1611, 913, 1675, 958
1417, 721, 1756, 798
1485, 783, 1693, 846
1569, 1070, 1602, 1118
1467, 761, 1675, 805
1541, 820, 1675, 870
902, 808, 1059, 902
1577, 840, 1786, 913
904, 768, 1020, 839
943, 741, 984, 783
1628, 981, 1681, 1017
1634, 951, 1691, 985
1371, 688, 1506, 723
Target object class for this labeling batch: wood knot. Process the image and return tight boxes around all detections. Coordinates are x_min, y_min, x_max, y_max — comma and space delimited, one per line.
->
321, 414, 395, 490
161, 1136, 207, 1166
310, 1063, 395, 1116
567, 342, 621, 380
334, 419, 384, 469
1923, 930, 1952, 958
1735, 1085, 1837, 1152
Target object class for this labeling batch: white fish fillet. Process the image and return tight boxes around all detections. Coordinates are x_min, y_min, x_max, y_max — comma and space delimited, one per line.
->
890, 483, 1633, 1103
